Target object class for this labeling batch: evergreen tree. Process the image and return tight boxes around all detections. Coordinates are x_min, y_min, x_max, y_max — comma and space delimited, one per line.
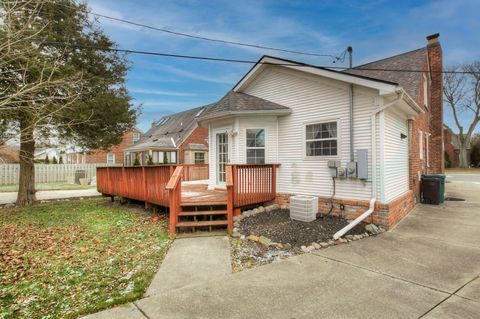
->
147, 154, 153, 165
0, 1, 138, 205
59, 156, 64, 164
133, 155, 140, 166
52, 156, 58, 164
163, 152, 168, 164
44, 155, 50, 164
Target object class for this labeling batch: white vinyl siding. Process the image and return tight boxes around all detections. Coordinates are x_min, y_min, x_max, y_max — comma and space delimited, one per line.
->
242, 66, 377, 201
383, 107, 409, 202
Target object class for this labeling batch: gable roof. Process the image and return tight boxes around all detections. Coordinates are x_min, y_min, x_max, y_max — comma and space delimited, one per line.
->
125, 105, 211, 151
198, 91, 290, 120
345, 48, 427, 100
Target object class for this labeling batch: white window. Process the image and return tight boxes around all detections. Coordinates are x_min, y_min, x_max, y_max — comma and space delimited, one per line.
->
419, 130, 423, 160
167, 151, 177, 164
194, 152, 205, 164
246, 129, 265, 164
132, 132, 140, 143
306, 121, 338, 156
107, 153, 115, 164
426, 132, 430, 167
423, 73, 428, 108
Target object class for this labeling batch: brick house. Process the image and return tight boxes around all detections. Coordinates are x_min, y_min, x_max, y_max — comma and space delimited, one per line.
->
443, 124, 471, 168
65, 128, 143, 164
197, 33, 444, 230
124, 106, 209, 165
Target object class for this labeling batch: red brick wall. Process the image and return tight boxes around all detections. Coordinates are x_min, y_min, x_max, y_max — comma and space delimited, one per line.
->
408, 35, 444, 202
274, 191, 415, 230
67, 129, 142, 164
177, 126, 209, 164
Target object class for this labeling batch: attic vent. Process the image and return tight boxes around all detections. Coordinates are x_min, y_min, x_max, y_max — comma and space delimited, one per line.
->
157, 117, 170, 126
195, 108, 205, 117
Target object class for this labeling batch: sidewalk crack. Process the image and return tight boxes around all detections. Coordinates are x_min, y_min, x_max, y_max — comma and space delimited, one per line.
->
133, 301, 151, 319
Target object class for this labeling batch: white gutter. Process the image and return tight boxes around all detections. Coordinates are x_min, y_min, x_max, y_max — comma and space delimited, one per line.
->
333, 92, 403, 240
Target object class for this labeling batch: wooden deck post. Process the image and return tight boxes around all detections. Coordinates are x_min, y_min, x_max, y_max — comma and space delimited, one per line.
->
226, 165, 234, 234
166, 166, 183, 239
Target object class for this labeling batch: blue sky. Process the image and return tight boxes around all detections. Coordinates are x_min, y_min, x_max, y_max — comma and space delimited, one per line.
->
84, 0, 480, 133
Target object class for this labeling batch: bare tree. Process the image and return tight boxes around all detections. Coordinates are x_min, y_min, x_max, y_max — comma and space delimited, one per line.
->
443, 62, 480, 168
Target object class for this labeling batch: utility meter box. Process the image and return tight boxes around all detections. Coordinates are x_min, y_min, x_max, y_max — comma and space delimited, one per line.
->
337, 166, 347, 178
328, 160, 341, 178
347, 162, 357, 178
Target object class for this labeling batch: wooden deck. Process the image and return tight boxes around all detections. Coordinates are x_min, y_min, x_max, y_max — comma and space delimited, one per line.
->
181, 182, 227, 206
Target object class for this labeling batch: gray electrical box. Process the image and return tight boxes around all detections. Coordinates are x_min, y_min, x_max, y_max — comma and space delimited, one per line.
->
357, 149, 368, 180
347, 162, 357, 178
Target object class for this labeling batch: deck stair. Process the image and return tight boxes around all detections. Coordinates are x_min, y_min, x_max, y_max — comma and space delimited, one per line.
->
175, 205, 229, 236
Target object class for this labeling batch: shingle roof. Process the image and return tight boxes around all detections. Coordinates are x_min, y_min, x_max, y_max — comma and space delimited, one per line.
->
198, 91, 290, 120
125, 105, 212, 151
345, 48, 427, 100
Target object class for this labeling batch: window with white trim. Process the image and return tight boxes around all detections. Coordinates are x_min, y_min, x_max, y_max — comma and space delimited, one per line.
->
419, 130, 423, 160
194, 152, 205, 164
246, 129, 265, 164
423, 73, 428, 108
306, 122, 338, 156
132, 132, 140, 143
107, 153, 115, 164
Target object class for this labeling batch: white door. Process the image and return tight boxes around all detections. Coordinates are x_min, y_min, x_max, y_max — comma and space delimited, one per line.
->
216, 132, 229, 184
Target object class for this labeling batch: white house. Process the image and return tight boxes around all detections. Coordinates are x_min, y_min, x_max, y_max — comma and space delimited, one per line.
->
197, 34, 444, 229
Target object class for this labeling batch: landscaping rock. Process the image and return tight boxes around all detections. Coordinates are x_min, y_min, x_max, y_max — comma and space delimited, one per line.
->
234, 222, 240, 228
4, 203, 15, 209
243, 211, 252, 217
284, 243, 292, 250
319, 242, 329, 248
312, 243, 321, 250
252, 208, 260, 215
247, 235, 259, 242
345, 235, 354, 240
258, 236, 272, 246
301, 245, 310, 253
258, 206, 265, 213
232, 230, 241, 238
280, 204, 288, 210
365, 224, 380, 235
307, 245, 315, 252
233, 215, 243, 222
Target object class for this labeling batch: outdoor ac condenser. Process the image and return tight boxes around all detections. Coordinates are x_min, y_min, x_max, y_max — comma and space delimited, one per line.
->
290, 195, 318, 222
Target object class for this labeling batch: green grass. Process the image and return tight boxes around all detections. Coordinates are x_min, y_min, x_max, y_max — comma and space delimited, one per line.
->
0, 198, 170, 319
446, 168, 480, 174
0, 183, 94, 192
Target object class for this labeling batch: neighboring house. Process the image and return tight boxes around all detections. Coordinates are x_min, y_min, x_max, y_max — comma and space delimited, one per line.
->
34, 147, 65, 162
197, 33, 444, 229
443, 124, 471, 168
65, 128, 143, 164
124, 106, 209, 166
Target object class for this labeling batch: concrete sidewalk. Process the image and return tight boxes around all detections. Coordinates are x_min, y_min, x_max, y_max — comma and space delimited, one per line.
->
0, 188, 101, 205
85, 179, 480, 318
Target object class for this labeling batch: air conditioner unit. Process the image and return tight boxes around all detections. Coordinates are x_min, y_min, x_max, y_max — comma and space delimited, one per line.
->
290, 195, 318, 222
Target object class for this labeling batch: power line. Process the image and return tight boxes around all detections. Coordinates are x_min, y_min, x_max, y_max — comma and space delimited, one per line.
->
42, 0, 342, 60
37, 40, 473, 75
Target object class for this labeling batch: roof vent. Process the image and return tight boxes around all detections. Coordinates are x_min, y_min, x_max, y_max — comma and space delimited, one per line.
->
195, 107, 205, 117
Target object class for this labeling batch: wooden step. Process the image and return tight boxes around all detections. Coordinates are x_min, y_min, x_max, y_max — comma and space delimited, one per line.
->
176, 220, 228, 228
178, 210, 227, 217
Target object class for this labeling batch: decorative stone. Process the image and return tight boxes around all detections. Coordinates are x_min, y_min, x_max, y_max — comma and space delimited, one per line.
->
258, 206, 265, 213
301, 246, 310, 253
233, 215, 243, 222
280, 204, 288, 210
312, 243, 321, 250
307, 245, 315, 251
252, 208, 260, 215
319, 242, 329, 248
247, 235, 259, 242
232, 230, 241, 238
234, 222, 240, 228
240, 235, 246, 240
284, 243, 292, 250
345, 235, 354, 240
243, 211, 252, 217
259, 236, 272, 246
365, 224, 380, 235
328, 240, 335, 245
353, 235, 362, 240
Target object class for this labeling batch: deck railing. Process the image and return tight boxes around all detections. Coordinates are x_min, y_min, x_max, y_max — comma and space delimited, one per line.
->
230, 164, 278, 208
182, 164, 208, 181
166, 166, 183, 238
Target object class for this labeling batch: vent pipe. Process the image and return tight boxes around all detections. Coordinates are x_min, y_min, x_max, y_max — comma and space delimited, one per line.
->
347, 46, 354, 162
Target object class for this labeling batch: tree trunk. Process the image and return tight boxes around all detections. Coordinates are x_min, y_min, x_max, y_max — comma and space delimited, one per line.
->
459, 143, 469, 169
16, 122, 36, 206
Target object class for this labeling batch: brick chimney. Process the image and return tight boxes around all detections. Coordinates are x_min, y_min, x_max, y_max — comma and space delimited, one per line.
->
426, 33, 444, 173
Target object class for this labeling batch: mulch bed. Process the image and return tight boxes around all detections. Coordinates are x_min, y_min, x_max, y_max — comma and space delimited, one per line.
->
239, 209, 367, 247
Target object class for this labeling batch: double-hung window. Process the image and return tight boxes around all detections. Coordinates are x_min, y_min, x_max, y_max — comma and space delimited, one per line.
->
107, 153, 115, 164
194, 152, 205, 164
246, 129, 265, 164
306, 121, 338, 156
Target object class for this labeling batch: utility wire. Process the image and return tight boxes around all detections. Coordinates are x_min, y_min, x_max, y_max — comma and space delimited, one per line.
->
33, 40, 473, 74
39, 0, 343, 60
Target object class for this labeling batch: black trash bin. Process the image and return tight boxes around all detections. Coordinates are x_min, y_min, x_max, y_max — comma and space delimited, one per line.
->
74, 170, 86, 184
421, 176, 441, 205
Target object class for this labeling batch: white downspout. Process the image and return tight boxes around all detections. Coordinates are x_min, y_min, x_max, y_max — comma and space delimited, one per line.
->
333, 92, 403, 240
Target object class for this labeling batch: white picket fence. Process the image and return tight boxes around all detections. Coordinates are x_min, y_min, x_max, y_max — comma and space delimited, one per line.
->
0, 164, 121, 185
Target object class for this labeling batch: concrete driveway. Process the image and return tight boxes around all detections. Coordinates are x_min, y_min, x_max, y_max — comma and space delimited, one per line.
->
90, 177, 480, 318
135, 178, 479, 318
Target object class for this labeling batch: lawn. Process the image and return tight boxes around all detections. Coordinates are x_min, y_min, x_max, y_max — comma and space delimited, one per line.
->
0, 198, 170, 319
0, 182, 94, 192
445, 168, 480, 174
